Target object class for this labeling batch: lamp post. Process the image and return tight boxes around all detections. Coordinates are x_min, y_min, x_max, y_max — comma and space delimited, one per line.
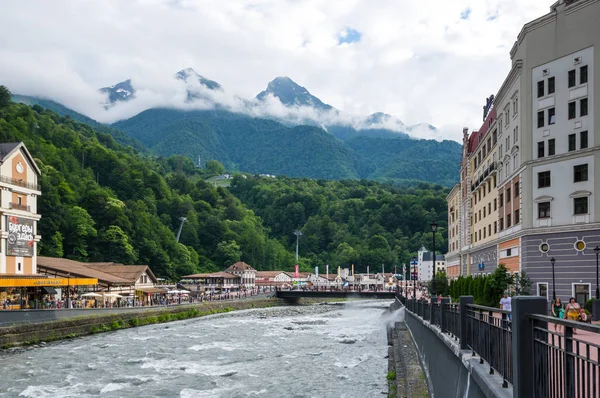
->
412, 257, 417, 299
594, 246, 600, 299
66, 272, 71, 309
431, 222, 438, 296
550, 257, 556, 300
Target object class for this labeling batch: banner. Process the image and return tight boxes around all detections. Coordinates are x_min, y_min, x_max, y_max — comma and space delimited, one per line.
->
315, 266, 318, 279
326, 264, 329, 277
295, 264, 299, 279
7, 216, 34, 257
367, 265, 369, 275
352, 264, 354, 276
337, 266, 341, 277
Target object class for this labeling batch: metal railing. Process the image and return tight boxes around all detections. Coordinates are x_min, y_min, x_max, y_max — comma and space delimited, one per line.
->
422, 302, 430, 321
0, 175, 40, 191
9, 202, 30, 212
464, 304, 512, 387
444, 303, 460, 340
530, 314, 600, 398
432, 302, 441, 326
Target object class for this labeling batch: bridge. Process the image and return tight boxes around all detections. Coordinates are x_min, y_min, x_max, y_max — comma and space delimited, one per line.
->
275, 290, 397, 300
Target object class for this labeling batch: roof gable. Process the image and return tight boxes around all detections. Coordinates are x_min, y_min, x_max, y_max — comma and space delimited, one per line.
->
225, 262, 256, 272
0, 142, 41, 175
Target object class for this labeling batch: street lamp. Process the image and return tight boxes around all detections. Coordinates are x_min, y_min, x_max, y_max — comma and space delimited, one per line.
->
550, 258, 556, 300
412, 256, 417, 299
431, 222, 438, 296
594, 246, 600, 299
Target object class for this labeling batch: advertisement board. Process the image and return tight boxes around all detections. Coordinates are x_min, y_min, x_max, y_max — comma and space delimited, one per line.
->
7, 216, 34, 257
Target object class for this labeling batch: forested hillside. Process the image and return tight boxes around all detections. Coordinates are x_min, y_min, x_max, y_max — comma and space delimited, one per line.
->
229, 175, 449, 272
0, 95, 296, 278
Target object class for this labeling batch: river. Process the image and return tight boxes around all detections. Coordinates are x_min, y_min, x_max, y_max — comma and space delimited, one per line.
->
1, 301, 398, 397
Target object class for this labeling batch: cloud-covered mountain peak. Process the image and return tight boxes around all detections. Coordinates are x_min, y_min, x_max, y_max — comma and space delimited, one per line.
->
256, 76, 333, 111
99, 79, 135, 105
175, 68, 222, 91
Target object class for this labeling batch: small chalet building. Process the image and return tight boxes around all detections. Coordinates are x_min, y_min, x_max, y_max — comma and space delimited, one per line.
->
255, 271, 291, 287
224, 262, 256, 288
182, 272, 240, 292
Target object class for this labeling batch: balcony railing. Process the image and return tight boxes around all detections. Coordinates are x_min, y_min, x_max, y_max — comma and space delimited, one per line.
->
0, 175, 41, 191
9, 202, 31, 212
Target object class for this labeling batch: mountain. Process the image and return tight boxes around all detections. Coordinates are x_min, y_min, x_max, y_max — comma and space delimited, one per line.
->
112, 108, 370, 180
11, 94, 148, 153
112, 107, 461, 185
175, 68, 221, 91
256, 77, 333, 111
99, 79, 135, 105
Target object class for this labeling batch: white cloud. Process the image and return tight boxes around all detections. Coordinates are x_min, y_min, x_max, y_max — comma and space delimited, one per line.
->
0, 0, 552, 142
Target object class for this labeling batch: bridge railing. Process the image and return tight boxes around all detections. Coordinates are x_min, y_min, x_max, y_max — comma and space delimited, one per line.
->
464, 304, 512, 388
529, 314, 600, 398
400, 295, 600, 397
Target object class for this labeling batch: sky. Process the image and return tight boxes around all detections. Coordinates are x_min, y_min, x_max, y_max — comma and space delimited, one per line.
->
0, 0, 552, 142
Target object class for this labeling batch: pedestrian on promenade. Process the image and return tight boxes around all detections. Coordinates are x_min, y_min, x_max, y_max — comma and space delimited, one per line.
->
551, 297, 563, 331
564, 297, 581, 334
500, 292, 512, 322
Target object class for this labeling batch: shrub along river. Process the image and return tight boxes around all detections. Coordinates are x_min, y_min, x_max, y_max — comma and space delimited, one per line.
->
1, 301, 394, 397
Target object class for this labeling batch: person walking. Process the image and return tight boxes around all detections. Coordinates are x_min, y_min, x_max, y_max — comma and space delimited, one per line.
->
551, 297, 563, 331
564, 297, 581, 334
499, 292, 512, 322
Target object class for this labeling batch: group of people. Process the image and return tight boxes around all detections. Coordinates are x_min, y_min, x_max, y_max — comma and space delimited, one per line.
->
551, 297, 591, 333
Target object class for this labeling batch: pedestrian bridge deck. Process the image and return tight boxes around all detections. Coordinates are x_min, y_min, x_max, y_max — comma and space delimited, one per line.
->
275, 290, 397, 300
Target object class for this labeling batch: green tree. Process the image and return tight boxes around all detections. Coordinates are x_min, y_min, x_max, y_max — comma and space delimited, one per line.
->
0, 85, 11, 109
513, 271, 533, 296
63, 206, 97, 260
206, 160, 225, 175
215, 240, 242, 267
98, 225, 137, 264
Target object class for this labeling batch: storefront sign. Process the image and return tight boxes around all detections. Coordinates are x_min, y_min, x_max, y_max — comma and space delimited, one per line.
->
7, 216, 34, 257
0, 278, 98, 287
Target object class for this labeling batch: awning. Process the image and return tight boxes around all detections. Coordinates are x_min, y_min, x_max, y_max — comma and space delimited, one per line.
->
41, 286, 57, 295
0, 277, 99, 287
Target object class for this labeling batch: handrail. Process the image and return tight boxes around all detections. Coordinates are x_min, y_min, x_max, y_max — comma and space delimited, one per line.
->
529, 313, 600, 333
466, 303, 511, 315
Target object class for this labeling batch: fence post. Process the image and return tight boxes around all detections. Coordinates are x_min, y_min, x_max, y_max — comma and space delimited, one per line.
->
459, 296, 474, 350
512, 296, 547, 398
429, 300, 435, 323
440, 298, 450, 331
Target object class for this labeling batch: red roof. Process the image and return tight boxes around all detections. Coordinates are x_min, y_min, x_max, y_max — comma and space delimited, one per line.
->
467, 107, 496, 154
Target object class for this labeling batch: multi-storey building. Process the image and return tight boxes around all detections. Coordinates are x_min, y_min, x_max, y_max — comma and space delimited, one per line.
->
448, 0, 600, 304
445, 184, 461, 279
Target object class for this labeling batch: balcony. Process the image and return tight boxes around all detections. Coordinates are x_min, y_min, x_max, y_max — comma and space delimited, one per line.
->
9, 202, 31, 212
0, 175, 41, 191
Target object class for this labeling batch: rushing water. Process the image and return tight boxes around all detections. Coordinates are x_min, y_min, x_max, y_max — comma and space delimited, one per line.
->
1, 301, 397, 397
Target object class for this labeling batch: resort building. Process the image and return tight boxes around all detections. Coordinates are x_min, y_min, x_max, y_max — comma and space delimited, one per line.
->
224, 262, 256, 288
445, 184, 462, 279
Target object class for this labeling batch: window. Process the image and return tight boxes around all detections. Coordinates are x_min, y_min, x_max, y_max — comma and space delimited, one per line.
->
488, 225, 491, 236
494, 198, 497, 211
574, 197, 588, 215
506, 110, 510, 125
507, 214, 512, 228
548, 77, 555, 94
537, 80, 544, 98
538, 202, 550, 218
483, 207, 486, 217
499, 193, 504, 207
574, 164, 588, 182
514, 126, 519, 142
548, 107, 555, 125
17, 196, 22, 205
515, 209, 520, 224
537, 141, 545, 158
499, 218, 504, 231
493, 131, 497, 145
494, 221, 497, 233
580, 131, 588, 149
484, 228, 486, 239
506, 188, 511, 203
514, 98, 518, 115
499, 144, 503, 158
18, 262, 21, 272
548, 139, 555, 156
515, 182, 519, 197
580, 98, 588, 117
569, 134, 576, 151
488, 203, 491, 214
538, 171, 551, 188
568, 102, 576, 119
580, 65, 588, 84
507, 248, 512, 256
537, 111, 545, 128
568, 69, 576, 88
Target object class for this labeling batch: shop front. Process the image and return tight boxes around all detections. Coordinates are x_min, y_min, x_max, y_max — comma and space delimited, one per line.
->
0, 276, 99, 310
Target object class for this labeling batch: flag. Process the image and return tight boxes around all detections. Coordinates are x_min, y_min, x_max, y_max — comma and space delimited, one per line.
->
367, 265, 370, 275
337, 266, 341, 277
326, 264, 329, 277
295, 264, 299, 279
352, 264, 355, 276
315, 266, 318, 279
403, 263, 407, 276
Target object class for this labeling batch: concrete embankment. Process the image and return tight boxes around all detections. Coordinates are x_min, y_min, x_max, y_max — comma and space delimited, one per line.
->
386, 301, 430, 397
0, 298, 290, 349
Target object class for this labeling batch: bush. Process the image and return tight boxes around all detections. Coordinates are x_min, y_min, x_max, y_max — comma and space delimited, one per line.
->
585, 299, 594, 313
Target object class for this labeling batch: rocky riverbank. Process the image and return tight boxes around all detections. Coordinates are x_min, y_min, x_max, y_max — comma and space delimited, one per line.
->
1, 298, 337, 349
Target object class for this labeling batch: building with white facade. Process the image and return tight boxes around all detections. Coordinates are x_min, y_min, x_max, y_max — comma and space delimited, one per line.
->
417, 246, 446, 282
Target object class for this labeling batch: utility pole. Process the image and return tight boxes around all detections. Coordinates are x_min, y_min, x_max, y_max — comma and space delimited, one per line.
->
176, 217, 187, 242
294, 230, 303, 262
